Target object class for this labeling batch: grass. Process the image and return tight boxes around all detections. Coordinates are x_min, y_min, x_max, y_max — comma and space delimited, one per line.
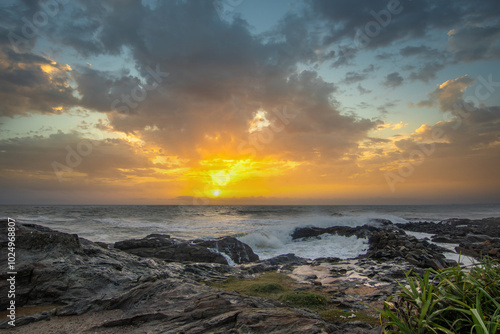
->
319, 309, 381, 326
206, 272, 292, 298
205, 272, 379, 326
278, 291, 328, 308
374, 257, 500, 333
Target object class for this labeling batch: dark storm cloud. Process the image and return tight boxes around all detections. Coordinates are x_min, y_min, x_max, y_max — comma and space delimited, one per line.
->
382, 72, 403, 88
73, 66, 149, 113
310, 0, 464, 47
309, 0, 500, 65
0, 0, 379, 163
0, 47, 78, 117
448, 24, 500, 62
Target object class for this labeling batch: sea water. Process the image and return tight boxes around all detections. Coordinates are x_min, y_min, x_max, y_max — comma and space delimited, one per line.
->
1, 204, 499, 260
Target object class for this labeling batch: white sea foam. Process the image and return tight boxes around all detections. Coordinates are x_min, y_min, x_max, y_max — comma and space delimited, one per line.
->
238, 217, 372, 260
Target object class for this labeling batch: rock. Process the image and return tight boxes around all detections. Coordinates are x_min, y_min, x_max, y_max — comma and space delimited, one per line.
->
193, 236, 260, 263
89, 280, 339, 333
114, 234, 229, 264
431, 236, 456, 243
370, 218, 394, 226
291, 224, 380, 240
115, 234, 259, 265
398, 218, 500, 261
366, 230, 455, 270
0, 222, 339, 333
455, 238, 500, 260
0, 222, 178, 313
262, 253, 309, 266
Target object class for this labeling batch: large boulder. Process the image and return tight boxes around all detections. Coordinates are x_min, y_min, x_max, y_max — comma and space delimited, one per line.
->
114, 234, 229, 264
193, 236, 259, 263
366, 230, 456, 270
0, 220, 177, 312
114, 234, 259, 265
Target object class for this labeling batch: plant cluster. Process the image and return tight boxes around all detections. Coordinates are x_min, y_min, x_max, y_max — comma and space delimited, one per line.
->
378, 258, 500, 333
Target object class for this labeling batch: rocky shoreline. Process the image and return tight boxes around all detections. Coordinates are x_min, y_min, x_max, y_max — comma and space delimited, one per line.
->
1, 217, 499, 333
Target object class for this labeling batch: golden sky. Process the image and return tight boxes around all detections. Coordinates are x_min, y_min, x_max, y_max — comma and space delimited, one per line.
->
1, 0, 500, 204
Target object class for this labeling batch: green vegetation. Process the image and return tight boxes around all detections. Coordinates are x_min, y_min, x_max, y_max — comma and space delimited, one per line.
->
278, 291, 328, 308
206, 272, 292, 297
205, 271, 378, 325
376, 258, 500, 333
319, 309, 381, 326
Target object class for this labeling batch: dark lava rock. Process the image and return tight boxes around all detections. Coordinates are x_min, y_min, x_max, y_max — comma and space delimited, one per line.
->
291, 224, 381, 240
193, 236, 259, 263
114, 234, 229, 264
115, 234, 259, 265
0, 220, 337, 333
260, 253, 309, 266
455, 239, 500, 259
366, 229, 455, 270
0, 221, 177, 313
397, 218, 500, 260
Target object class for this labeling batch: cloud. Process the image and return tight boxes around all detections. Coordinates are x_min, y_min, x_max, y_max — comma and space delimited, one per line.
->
343, 71, 368, 85
400, 45, 442, 58
0, 132, 152, 178
0, 47, 78, 117
408, 62, 446, 83
382, 72, 403, 88
309, 0, 464, 47
357, 83, 371, 95
448, 23, 500, 62
417, 75, 475, 112
342, 65, 374, 84
377, 121, 406, 131
308, 0, 500, 67
0, 0, 379, 195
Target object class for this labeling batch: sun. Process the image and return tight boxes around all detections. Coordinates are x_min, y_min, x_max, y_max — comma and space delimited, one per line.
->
212, 189, 221, 197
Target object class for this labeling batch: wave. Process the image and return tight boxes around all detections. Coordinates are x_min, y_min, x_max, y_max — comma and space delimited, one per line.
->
237, 214, 396, 260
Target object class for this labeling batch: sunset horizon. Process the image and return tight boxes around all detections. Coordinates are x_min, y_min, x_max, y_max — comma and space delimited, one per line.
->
1, 0, 500, 205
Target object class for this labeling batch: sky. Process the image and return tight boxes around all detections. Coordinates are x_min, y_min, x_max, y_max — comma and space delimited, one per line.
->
0, 0, 500, 205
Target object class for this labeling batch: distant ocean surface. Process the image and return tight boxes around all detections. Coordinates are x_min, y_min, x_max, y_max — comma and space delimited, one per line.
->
2, 204, 499, 260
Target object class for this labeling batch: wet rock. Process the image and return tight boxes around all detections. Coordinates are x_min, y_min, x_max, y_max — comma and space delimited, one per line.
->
366, 230, 455, 270
114, 234, 229, 264
455, 239, 500, 259
291, 224, 381, 240
431, 236, 456, 243
398, 218, 500, 261
194, 236, 259, 263
262, 253, 309, 266
115, 234, 259, 265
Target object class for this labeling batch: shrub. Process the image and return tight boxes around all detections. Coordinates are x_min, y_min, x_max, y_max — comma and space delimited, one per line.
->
279, 291, 328, 308
375, 258, 500, 333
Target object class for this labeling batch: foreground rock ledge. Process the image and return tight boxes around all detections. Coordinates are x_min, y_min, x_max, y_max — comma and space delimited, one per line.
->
2, 218, 498, 333
0, 221, 336, 333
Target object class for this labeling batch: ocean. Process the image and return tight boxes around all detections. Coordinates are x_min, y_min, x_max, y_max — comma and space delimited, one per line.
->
2, 204, 499, 260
